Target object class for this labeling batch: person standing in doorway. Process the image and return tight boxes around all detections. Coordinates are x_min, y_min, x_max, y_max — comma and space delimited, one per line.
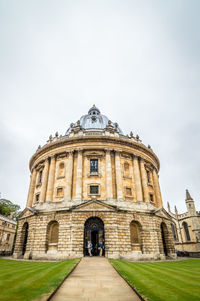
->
99, 241, 103, 256
88, 241, 92, 256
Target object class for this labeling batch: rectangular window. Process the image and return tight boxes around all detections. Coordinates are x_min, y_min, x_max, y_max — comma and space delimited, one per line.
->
90, 185, 99, 195
125, 187, 132, 196
36, 194, 40, 203
57, 187, 64, 197
150, 194, 154, 203
146, 170, 151, 184
90, 159, 98, 173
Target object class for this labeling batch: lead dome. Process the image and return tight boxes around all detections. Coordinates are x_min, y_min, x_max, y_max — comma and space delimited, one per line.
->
66, 105, 123, 135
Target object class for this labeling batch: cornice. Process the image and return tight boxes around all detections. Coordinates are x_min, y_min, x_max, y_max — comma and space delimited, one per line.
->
29, 135, 160, 171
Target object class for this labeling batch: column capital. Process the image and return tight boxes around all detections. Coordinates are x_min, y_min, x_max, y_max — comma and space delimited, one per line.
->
104, 148, 112, 153
115, 149, 122, 155
76, 148, 83, 153
44, 157, 49, 163
66, 149, 74, 156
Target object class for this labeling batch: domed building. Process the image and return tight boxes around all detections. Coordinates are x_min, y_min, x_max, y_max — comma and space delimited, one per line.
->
13, 106, 176, 260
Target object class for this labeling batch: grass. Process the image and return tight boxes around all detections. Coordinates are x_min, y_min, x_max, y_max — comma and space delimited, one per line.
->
109, 259, 200, 301
0, 258, 80, 301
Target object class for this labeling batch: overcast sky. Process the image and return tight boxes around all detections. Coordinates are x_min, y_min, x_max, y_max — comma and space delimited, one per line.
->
0, 0, 199, 213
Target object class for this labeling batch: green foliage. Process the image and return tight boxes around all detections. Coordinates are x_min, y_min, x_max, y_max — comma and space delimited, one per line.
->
0, 258, 80, 301
110, 259, 200, 301
0, 199, 21, 220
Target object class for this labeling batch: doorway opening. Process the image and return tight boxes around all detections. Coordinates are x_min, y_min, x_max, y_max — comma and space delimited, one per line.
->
161, 222, 168, 256
84, 217, 104, 256
22, 222, 29, 256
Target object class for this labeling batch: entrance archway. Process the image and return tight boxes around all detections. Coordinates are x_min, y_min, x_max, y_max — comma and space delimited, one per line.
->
84, 217, 104, 256
22, 222, 29, 256
161, 222, 168, 256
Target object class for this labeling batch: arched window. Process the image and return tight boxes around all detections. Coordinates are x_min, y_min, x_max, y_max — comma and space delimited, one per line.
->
124, 162, 130, 178
171, 223, 178, 241
58, 162, 65, 177
130, 221, 142, 251
46, 221, 59, 252
183, 222, 191, 241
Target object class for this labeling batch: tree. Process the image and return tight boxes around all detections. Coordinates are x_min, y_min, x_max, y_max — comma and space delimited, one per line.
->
0, 199, 21, 220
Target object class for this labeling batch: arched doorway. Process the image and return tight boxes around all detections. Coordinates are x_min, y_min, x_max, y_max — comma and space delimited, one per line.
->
161, 222, 168, 256
22, 222, 29, 256
84, 217, 104, 256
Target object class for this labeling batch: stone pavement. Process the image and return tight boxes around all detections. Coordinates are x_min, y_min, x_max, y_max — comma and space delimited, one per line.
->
51, 257, 140, 301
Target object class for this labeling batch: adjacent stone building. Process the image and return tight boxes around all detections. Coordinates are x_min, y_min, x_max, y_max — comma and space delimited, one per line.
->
0, 212, 17, 255
13, 105, 176, 260
167, 190, 200, 255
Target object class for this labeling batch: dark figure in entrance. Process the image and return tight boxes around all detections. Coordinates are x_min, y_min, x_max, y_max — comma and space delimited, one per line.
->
99, 241, 104, 256
84, 217, 105, 256
88, 241, 92, 256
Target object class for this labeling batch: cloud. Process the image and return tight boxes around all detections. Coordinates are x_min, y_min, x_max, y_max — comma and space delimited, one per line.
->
0, 0, 199, 213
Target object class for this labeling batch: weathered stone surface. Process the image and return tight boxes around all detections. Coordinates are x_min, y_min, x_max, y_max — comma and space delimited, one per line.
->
13, 107, 178, 260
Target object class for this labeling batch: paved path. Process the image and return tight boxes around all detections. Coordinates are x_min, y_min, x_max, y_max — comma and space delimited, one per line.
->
51, 257, 140, 301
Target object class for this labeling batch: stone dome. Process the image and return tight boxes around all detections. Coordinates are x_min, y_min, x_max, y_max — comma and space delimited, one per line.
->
66, 105, 123, 135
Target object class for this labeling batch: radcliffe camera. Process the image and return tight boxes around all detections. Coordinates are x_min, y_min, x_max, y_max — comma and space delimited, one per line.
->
0, 1, 200, 301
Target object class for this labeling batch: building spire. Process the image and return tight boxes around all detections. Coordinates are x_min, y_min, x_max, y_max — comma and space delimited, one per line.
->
167, 202, 171, 212
186, 189, 193, 201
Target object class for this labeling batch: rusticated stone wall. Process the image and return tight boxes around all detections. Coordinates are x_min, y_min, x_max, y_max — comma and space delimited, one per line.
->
13, 208, 176, 261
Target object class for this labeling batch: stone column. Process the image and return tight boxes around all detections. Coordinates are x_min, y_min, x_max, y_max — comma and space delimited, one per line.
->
152, 168, 163, 206
130, 162, 137, 200
105, 149, 113, 200
150, 170, 153, 185
140, 158, 149, 202
65, 151, 74, 201
26, 168, 37, 207
75, 149, 83, 201
46, 155, 56, 202
115, 150, 123, 200
133, 155, 143, 201
40, 158, 49, 203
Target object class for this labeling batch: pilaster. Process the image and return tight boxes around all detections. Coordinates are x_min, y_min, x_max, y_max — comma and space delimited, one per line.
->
40, 158, 49, 203
46, 155, 56, 202
105, 149, 113, 200
65, 151, 74, 201
115, 150, 123, 201
152, 168, 163, 206
133, 155, 143, 201
26, 168, 37, 207
140, 158, 149, 202
74, 149, 83, 201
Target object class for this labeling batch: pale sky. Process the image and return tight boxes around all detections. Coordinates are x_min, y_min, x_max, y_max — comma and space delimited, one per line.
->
0, 0, 200, 214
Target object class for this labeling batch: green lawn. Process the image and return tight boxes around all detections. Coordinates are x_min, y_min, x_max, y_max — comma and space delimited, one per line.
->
110, 259, 200, 301
0, 258, 80, 301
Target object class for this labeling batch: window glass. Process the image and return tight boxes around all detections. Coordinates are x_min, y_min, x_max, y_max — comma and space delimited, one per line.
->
90, 185, 99, 194
90, 159, 98, 173
183, 222, 191, 241
150, 194, 154, 203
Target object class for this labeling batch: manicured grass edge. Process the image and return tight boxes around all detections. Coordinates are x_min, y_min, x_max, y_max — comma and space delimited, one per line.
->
109, 259, 145, 301
45, 258, 81, 301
